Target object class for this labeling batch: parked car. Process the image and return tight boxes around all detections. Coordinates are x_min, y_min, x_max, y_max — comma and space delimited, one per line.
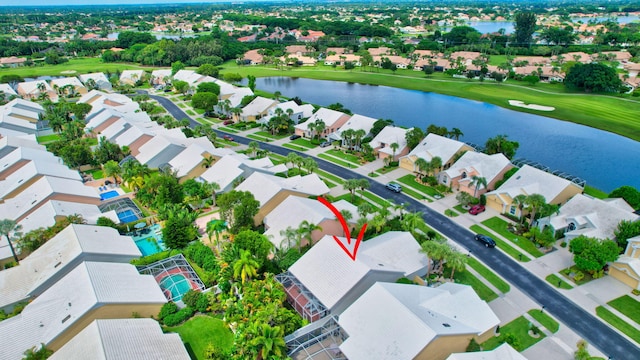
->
320, 141, 331, 148
290, 134, 301, 140
469, 204, 486, 215
385, 183, 402, 193
223, 120, 234, 125
474, 234, 496, 248
223, 135, 234, 141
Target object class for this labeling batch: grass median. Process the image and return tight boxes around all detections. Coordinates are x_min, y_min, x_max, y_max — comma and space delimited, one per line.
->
545, 274, 574, 290
608, 295, 640, 325
467, 257, 511, 293
470, 225, 530, 262
528, 309, 560, 333
482, 217, 544, 258
596, 306, 640, 343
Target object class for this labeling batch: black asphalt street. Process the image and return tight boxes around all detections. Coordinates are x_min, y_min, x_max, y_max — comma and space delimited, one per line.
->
150, 93, 638, 360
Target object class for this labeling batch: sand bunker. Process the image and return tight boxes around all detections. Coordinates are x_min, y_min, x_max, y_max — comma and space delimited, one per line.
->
508, 100, 555, 111
60, 70, 77, 74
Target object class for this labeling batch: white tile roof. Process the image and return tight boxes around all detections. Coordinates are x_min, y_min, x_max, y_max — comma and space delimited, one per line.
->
135, 135, 184, 166
49, 319, 190, 360
119, 70, 145, 83
0, 134, 44, 151
0, 146, 58, 178
0, 160, 81, 199
408, 133, 470, 164
487, 165, 583, 204
295, 107, 349, 131
241, 96, 277, 118
0, 224, 140, 310
1, 98, 44, 123
0, 261, 165, 360
446, 343, 526, 360
235, 172, 329, 207
0, 83, 17, 97
335, 114, 376, 135
17, 80, 53, 95
538, 194, 638, 240
78, 73, 112, 90
339, 282, 500, 360
18, 200, 119, 234
370, 126, 411, 155
172, 69, 205, 85
151, 69, 172, 81
49, 77, 85, 89
444, 152, 512, 184
225, 87, 254, 108
289, 232, 428, 310
168, 143, 209, 178
267, 101, 314, 120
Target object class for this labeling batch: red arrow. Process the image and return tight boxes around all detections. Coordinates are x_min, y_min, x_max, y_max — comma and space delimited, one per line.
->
318, 197, 367, 261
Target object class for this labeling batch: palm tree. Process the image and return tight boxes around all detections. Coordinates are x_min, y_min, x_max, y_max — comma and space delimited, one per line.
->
298, 220, 322, 250
343, 179, 360, 202
201, 156, 215, 169
206, 219, 227, 253
313, 119, 326, 141
447, 251, 468, 280
103, 160, 121, 185
370, 213, 387, 234
430, 156, 443, 175
525, 194, 547, 227
513, 194, 528, 225
279, 226, 299, 250
339, 209, 353, 236
471, 175, 488, 198
390, 142, 399, 161
248, 141, 260, 158
204, 181, 220, 207
414, 158, 430, 178
251, 324, 287, 360
0, 219, 22, 264
303, 157, 318, 174
401, 211, 425, 234
233, 250, 259, 284
419, 241, 441, 282
286, 152, 302, 177
357, 179, 370, 200
357, 203, 373, 220
449, 127, 464, 140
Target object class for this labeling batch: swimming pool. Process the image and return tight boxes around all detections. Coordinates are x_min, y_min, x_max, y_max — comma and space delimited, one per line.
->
159, 274, 193, 302
100, 190, 120, 201
135, 237, 166, 257
117, 210, 139, 223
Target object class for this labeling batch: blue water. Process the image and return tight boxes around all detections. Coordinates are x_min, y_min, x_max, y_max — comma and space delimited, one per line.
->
159, 274, 193, 301
117, 210, 138, 223
251, 77, 640, 192
571, 15, 639, 24
100, 190, 120, 201
441, 21, 514, 34
135, 237, 166, 256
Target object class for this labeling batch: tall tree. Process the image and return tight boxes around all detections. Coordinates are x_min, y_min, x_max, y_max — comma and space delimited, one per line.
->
447, 251, 468, 280
250, 324, 287, 360
471, 176, 488, 198
217, 191, 260, 234
206, 219, 227, 253
514, 12, 537, 46
525, 194, 547, 226
103, 160, 121, 185
0, 219, 22, 264
484, 134, 519, 159
297, 220, 322, 251
233, 249, 259, 284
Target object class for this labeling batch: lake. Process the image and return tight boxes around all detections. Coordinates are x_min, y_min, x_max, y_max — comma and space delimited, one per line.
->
571, 15, 639, 24
251, 77, 640, 192
440, 21, 514, 34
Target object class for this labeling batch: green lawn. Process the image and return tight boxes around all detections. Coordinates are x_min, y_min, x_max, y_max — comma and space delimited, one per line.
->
164, 316, 233, 360
545, 274, 574, 290
470, 225, 530, 262
467, 257, 511, 293
194, 108, 205, 114
528, 309, 560, 333
560, 266, 595, 285
444, 209, 459, 217
584, 185, 608, 199
0, 57, 148, 78
253, 131, 288, 140
454, 204, 469, 214
186, 110, 196, 116
221, 62, 640, 142
318, 153, 356, 168
178, 103, 186, 109
396, 174, 443, 197
218, 127, 239, 134
376, 165, 398, 174
282, 143, 308, 152
358, 190, 392, 208
481, 217, 545, 258
216, 139, 239, 147
36, 134, 61, 144
608, 295, 640, 325
446, 264, 498, 302
88, 168, 104, 180
315, 169, 344, 184
596, 306, 640, 343
291, 138, 317, 149
326, 149, 361, 165
482, 316, 546, 351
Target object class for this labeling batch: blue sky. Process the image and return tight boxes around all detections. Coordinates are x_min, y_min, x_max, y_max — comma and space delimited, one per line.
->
2, 0, 235, 6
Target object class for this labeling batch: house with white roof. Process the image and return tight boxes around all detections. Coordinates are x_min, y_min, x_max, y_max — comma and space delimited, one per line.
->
327, 114, 377, 147
135, 135, 187, 169
263, 197, 358, 250
536, 194, 638, 240
1, 98, 44, 123
485, 165, 584, 217
401, 133, 475, 173
18, 199, 119, 234
265, 100, 315, 125
119, 70, 145, 86
151, 69, 173, 85
439, 152, 513, 197
172, 69, 208, 86
277, 231, 429, 321
370, 126, 412, 161
0, 110, 38, 136
611, 236, 640, 290
235, 172, 330, 224
0, 159, 81, 200
198, 153, 287, 193
335, 282, 500, 360
80, 90, 138, 114
294, 108, 351, 139
167, 143, 216, 180
78, 72, 112, 91
0, 261, 166, 360
49, 77, 87, 96
0, 224, 140, 312
446, 344, 525, 360
16, 80, 58, 102
239, 96, 278, 122
0, 83, 18, 99
220, 86, 254, 110
50, 319, 190, 360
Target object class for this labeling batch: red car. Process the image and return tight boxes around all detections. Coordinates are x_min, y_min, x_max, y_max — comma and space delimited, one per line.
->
223, 135, 234, 141
469, 204, 486, 215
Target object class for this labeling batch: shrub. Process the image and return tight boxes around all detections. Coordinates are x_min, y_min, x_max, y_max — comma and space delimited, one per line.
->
573, 271, 585, 282
181, 290, 201, 308
157, 302, 179, 323
530, 325, 540, 335
162, 307, 195, 326
466, 338, 481, 352
632, 289, 640, 296
501, 333, 521, 349
560, 241, 568, 248
196, 293, 210, 313
130, 249, 181, 266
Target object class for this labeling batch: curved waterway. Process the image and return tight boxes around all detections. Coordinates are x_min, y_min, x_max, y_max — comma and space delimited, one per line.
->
253, 77, 640, 192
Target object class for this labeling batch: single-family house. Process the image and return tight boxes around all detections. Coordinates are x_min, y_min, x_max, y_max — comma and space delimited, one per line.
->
286, 45, 313, 56
610, 236, 640, 290
242, 49, 264, 65
400, 133, 475, 173
556, 52, 592, 63
0, 224, 140, 311
327, 113, 376, 147
294, 108, 351, 139
624, 63, 640, 78
536, 194, 638, 240
265, 100, 314, 125
513, 56, 552, 66
119, 70, 145, 86
239, 96, 278, 122
0, 109, 38, 136
485, 165, 584, 217
167, 143, 215, 181
219, 86, 254, 110
513, 65, 564, 82
367, 47, 394, 56
0, 56, 27, 68
336, 282, 500, 360
151, 69, 172, 85
277, 231, 429, 321
0, 83, 18, 99
263, 197, 358, 250
439, 152, 513, 197
49, 77, 87, 96
18, 199, 119, 234
446, 344, 525, 360
78, 72, 112, 91
198, 153, 287, 193
0, 157, 81, 200
0, 261, 166, 360
1, 98, 44, 124
370, 126, 412, 161
49, 319, 190, 360
324, 54, 361, 66
235, 172, 330, 225
79, 90, 136, 113
449, 51, 482, 61
375, 55, 411, 69
16, 80, 58, 102
135, 135, 186, 169
326, 47, 347, 55
172, 69, 207, 86
412, 50, 442, 59
414, 57, 450, 72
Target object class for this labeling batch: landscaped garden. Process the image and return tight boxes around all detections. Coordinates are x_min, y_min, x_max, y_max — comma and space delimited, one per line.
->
481, 217, 545, 258
396, 174, 445, 198
164, 316, 233, 360
481, 316, 546, 351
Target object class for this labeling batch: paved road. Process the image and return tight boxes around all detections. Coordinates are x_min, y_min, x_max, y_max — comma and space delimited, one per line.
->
150, 93, 637, 360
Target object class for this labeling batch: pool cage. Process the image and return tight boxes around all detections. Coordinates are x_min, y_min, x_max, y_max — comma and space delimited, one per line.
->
285, 316, 348, 360
512, 158, 587, 187
98, 198, 144, 223
136, 254, 206, 302
276, 271, 328, 322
